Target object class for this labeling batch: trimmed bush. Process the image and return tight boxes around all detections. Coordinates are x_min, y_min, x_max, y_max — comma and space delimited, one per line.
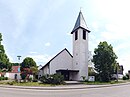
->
40, 73, 64, 85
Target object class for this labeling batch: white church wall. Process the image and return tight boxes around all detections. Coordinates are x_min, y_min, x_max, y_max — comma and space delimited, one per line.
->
43, 65, 49, 74
50, 50, 73, 74
38, 65, 49, 79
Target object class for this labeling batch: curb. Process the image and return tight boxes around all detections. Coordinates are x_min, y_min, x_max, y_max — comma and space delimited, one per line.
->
0, 82, 130, 90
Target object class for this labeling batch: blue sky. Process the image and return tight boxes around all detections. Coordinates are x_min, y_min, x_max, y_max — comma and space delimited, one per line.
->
0, 0, 130, 73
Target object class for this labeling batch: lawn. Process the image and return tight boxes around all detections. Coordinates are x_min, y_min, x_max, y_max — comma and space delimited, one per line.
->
0, 80, 129, 86
83, 80, 129, 85
0, 80, 52, 86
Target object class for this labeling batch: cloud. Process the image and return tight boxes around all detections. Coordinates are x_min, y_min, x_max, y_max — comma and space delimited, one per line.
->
8, 55, 14, 63
114, 42, 130, 53
66, 32, 71, 36
29, 51, 37, 54
45, 42, 51, 47
91, 22, 100, 32
100, 24, 130, 41
26, 54, 54, 65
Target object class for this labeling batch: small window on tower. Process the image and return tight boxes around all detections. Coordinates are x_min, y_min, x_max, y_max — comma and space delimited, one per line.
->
83, 30, 86, 40
75, 31, 78, 40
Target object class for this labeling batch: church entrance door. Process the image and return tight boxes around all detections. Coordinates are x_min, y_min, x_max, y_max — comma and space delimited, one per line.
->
56, 70, 69, 81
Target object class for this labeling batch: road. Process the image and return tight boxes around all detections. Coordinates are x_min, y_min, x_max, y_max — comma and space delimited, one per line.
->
0, 84, 130, 97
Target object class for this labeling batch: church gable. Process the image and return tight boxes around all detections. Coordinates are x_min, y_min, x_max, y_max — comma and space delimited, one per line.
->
40, 48, 73, 74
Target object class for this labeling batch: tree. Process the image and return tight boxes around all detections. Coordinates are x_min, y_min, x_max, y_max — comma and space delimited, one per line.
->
30, 66, 38, 80
92, 41, 118, 82
0, 33, 10, 71
21, 57, 37, 81
21, 57, 37, 68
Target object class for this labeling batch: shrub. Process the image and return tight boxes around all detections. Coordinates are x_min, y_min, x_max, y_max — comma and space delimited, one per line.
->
1, 77, 4, 80
40, 73, 64, 85
5, 77, 8, 80
126, 73, 129, 79
123, 76, 127, 80
0, 77, 8, 81
32, 79, 38, 82
7, 81, 14, 85
123, 73, 129, 80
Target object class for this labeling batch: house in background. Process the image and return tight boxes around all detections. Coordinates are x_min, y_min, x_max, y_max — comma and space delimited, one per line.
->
5, 66, 21, 80
39, 11, 91, 81
113, 65, 124, 79
117, 65, 124, 79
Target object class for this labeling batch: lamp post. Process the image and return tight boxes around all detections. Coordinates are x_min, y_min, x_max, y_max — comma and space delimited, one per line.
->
17, 55, 21, 72
17, 56, 21, 62
17, 56, 21, 64
17, 56, 21, 81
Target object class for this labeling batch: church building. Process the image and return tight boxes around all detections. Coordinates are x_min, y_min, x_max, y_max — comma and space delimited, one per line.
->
39, 11, 91, 81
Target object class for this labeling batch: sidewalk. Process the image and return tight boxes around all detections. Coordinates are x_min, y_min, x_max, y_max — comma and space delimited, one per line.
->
0, 82, 130, 90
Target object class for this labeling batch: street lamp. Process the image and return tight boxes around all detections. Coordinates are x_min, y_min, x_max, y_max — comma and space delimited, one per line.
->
17, 56, 21, 63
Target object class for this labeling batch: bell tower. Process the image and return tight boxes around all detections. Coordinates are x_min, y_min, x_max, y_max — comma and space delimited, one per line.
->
71, 11, 90, 80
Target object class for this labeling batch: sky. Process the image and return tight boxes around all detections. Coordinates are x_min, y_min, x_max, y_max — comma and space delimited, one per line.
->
0, 0, 130, 73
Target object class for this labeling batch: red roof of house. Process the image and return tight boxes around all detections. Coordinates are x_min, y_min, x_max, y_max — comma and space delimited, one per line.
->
11, 66, 20, 73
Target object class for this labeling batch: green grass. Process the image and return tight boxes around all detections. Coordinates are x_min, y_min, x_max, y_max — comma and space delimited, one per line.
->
0, 80, 53, 87
12, 82, 51, 87
83, 80, 130, 85
0, 80, 130, 86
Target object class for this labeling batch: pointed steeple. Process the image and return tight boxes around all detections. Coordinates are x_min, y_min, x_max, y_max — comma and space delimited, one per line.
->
71, 11, 90, 34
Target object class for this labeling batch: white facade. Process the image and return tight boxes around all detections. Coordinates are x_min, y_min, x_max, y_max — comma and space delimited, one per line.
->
39, 49, 73, 79
5, 72, 21, 80
49, 49, 73, 74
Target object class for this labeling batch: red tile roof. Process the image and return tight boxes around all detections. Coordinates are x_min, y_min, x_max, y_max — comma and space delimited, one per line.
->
11, 66, 20, 73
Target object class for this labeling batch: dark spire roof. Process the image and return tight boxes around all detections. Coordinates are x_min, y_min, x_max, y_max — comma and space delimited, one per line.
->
71, 11, 90, 34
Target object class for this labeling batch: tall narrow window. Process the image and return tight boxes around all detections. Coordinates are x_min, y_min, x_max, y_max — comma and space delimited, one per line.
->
75, 31, 78, 40
83, 30, 86, 40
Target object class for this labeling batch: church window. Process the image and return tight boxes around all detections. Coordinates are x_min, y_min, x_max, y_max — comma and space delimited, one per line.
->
75, 31, 78, 40
83, 30, 86, 40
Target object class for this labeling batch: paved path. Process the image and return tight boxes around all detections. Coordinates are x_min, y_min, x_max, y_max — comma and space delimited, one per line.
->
1, 83, 130, 97
0, 82, 130, 90
0, 83, 130, 97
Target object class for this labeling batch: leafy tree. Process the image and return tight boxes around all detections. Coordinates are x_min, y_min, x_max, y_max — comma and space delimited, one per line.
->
21, 57, 37, 81
0, 33, 10, 71
92, 41, 117, 82
21, 57, 37, 68
30, 66, 38, 79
